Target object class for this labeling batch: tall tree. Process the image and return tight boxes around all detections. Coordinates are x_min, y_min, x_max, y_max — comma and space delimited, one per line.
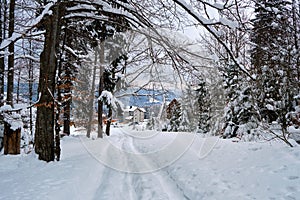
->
86, 50, 97, 138
250, 0, 294, 123
195, 79, 211, 133
250, 0, 296, 146
166, 99, 181, 132
0, 0, 5, 107
6, 0, 15, 106
35, 2, 63, 162
103, 33, 127, 136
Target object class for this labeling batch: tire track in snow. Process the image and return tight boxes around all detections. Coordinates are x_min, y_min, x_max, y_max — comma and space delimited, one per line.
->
123, 133, 190, 200
92, 136, 138, 200
91, 130, 191, 200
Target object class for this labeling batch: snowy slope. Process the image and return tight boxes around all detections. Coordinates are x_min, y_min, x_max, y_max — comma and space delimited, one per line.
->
0, 127, 299, 200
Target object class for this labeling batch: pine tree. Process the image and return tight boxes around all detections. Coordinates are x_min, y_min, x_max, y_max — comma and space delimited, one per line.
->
166, 99, 181, 132
73, 57, 92, 129
194, 79, 211, 133
250, 0, 294, 124
180, 87, 194, 131
222, 62, 259, 138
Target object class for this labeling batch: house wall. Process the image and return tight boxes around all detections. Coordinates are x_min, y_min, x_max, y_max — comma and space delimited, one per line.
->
140, 111, 144, 122
124, 108, 145, 123
133, 110, 139, 122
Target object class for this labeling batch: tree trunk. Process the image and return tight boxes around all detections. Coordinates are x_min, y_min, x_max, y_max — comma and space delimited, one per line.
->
35, 3, 61, 162
105, 107, 112, 136
87, 48, 98, 138
97, 44, 104, 138
16, 70, 20, 103
0, 0, 6, 144
3, 121, 20, 155
54, 38, 63, 161
63, 96, 71, 135
28, 35, 34, 136
55, 79, 61, 161
7, 0, 15, 106
0, 0, 5, 107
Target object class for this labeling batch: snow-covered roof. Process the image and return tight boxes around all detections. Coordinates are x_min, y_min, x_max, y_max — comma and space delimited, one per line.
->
139, 108, 146, 113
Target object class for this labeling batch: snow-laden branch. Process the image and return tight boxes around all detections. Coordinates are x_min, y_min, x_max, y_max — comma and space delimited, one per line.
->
64, 0, 142, 28
64, 46, 88, 59
0, 2, 55, 50
0, 92, 42, 113
172, 0, 254, 80
98, 90, 117, 109
15, 55, 39, 62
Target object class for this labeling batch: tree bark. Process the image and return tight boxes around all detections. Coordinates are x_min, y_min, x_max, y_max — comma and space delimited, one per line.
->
28, 35, 34, 136
3, 121, 20, 155
0, 0, 5, 107
62, 70, 71, 136
35, 3, 61, 162
0, 0, 6, 142
16, 70, 20, 103
63, 95, 71, 135
97, 44, 104, 138
7, 0, 15, 106
87, 48, 98, 138
105, 107, 112, 136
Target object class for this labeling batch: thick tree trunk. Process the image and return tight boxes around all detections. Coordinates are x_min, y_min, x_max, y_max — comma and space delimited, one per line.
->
3, 121, 20, 155
6, 0, 15, 106
35, 3, 61, 162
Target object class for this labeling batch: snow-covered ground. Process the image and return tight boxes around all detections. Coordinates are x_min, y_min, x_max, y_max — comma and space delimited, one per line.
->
0, 126, 300, 200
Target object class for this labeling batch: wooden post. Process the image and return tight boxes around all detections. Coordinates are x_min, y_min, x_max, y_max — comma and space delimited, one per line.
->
3, 121, 20, 155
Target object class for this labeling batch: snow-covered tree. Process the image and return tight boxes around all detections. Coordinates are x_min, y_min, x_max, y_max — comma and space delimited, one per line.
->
166, 99, 181, 132
180, 85, 197, 131
194, 79, 211, 133
250, 0, 296, 126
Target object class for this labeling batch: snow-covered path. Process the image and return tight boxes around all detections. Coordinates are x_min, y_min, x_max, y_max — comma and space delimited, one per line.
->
0, 127, 300, 200
91, 132, 188, 200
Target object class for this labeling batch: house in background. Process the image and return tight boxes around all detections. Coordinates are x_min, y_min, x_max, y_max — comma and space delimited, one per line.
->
123, 106, 146, 123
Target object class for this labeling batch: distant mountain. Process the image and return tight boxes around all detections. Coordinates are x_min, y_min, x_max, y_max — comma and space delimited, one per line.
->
117, 87, 177, 108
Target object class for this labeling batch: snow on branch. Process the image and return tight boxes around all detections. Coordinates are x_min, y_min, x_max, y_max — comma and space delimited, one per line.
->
98, 90, 117, 109
15, 55, 40, 62
172, 0, 254, 80
0, 2, 55, 50
64, 46, 88, 59
0, 92, 41, 114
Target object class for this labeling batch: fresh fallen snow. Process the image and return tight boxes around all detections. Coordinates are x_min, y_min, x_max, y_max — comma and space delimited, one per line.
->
0, 126, 299, 200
